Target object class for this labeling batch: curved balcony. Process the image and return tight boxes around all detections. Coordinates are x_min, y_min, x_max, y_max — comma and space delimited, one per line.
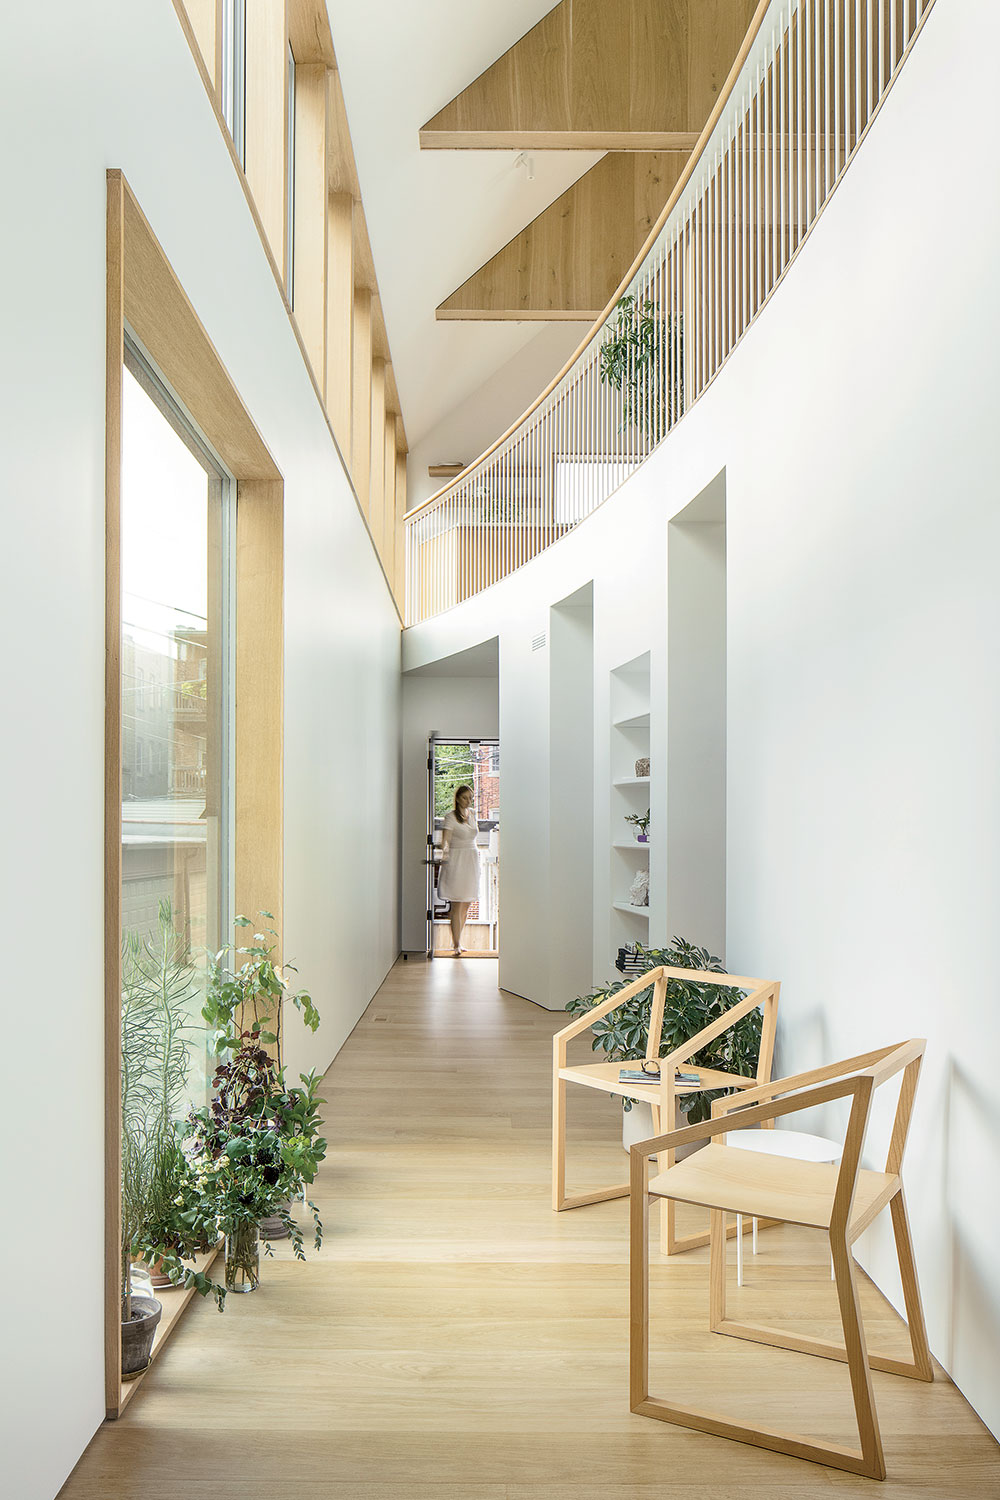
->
404, 0, 937, 626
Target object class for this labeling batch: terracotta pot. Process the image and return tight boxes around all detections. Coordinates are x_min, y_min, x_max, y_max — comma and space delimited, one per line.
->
139, 1255, 175, 1289
121, 1295, 162, 1379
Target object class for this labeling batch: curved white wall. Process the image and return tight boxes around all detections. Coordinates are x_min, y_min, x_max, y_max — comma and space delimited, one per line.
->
1, 2, 399, 1495
404, 0, 1000, 1436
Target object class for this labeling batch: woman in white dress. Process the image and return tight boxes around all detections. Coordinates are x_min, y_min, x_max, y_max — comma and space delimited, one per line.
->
438, 784, 480, 955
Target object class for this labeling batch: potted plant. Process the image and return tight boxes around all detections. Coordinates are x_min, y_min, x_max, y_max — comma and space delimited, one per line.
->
143, 914, 327, 1305
625, 809, 650, 843
119, 900, 201, 1375
598, 293, 684, 444
202, 912, 321, 1242
564, 937, 762, 1151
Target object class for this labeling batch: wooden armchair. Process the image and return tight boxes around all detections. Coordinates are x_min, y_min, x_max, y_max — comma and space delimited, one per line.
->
629, 1040, 933, 1480
552, 965, 780, 1253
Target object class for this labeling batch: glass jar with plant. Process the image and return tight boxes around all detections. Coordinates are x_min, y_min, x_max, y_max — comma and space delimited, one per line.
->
625, 809, 651, 843
598, 293, 684, 444
563, 936, 761, 1123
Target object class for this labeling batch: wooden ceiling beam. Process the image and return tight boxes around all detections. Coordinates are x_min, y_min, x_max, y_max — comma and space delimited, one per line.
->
436, 151, 689, 321
420, 0, 758, 149
421, 131, 700, 152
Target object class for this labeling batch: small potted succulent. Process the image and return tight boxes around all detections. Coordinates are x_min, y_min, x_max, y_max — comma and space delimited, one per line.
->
625, 808, 650, 843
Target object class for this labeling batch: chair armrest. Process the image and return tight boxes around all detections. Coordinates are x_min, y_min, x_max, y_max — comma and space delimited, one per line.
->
552, 967, 665, 1047
709, 1041, 907, 1119
630, 1074, 866, 1161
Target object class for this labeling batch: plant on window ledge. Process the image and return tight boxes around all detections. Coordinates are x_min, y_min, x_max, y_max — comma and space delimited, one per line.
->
598, 293, 685, 444
138, 914, 327, 1307
120, 901, 201, 1374
563, 936, 760, 1121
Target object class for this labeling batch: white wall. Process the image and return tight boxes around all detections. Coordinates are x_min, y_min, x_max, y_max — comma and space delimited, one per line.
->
406, 323, 589, 511
0, 2, 399, 1495
667, 501, 727, 957
403, 0, 1000, 1434
400, 673, 500, 951
548, 589, 595, 1009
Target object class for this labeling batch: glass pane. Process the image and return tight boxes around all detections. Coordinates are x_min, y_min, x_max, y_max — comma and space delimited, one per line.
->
431, 741, 500, 943
120, 361, 230, 1115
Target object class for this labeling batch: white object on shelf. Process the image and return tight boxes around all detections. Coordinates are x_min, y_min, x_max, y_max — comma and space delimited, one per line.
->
725, 1128, 843, 1286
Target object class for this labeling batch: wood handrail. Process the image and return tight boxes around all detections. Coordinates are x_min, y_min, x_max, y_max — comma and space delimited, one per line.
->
404, 0, 773, 523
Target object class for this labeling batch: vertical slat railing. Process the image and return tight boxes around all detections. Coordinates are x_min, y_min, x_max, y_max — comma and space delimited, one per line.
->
404, 0, 938, 623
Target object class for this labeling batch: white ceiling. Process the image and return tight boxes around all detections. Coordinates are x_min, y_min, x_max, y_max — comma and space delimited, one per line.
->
325, 0, 600, 454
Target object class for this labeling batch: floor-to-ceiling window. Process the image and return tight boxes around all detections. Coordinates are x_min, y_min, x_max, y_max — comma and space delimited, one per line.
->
120, 339, 236, 1110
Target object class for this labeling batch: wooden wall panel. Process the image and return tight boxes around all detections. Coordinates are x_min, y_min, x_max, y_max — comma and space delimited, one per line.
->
438, 151, 690, 319
421, 0, 757, 147
351, 288, 373, 509
245, 0, 289, 284
394, 450, 407, 602
235, 479, 284, 938
288, 0, 335, 64
181, 0, 222, 94
383, 414, 398, 581
369, 358, 387, 550
326, 190, 354, 459
293, 62, 329, 390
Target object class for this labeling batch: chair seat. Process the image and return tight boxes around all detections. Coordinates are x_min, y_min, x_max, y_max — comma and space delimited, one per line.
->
647, 1144, 898, 1231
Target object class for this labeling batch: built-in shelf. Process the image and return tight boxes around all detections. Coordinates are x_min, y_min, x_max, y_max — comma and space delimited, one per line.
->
610, 653, 652, 956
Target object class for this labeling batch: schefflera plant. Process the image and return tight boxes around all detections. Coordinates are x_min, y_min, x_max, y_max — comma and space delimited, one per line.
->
564, 936, 760, 1122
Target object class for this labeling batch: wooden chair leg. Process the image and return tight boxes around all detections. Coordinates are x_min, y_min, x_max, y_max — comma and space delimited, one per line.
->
551, 1074, 566, 1211
710, 1209, 726, 1331
890, 1188, 934, 1381
831, 1230, 886, 1480
629, 1163, 650, 1409
553, 1078, 630, 1210
636, 1203, 892, 1478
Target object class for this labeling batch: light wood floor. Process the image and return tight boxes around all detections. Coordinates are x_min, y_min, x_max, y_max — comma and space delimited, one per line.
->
61, 958, 999, 1498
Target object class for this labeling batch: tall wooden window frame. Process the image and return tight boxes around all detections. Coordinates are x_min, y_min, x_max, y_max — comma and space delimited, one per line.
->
106, 169, 284, 1417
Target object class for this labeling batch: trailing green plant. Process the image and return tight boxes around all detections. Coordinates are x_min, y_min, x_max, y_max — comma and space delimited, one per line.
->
564, 936, 761, 1123
120, 901, 201, 1320
598, 293, 684, 443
